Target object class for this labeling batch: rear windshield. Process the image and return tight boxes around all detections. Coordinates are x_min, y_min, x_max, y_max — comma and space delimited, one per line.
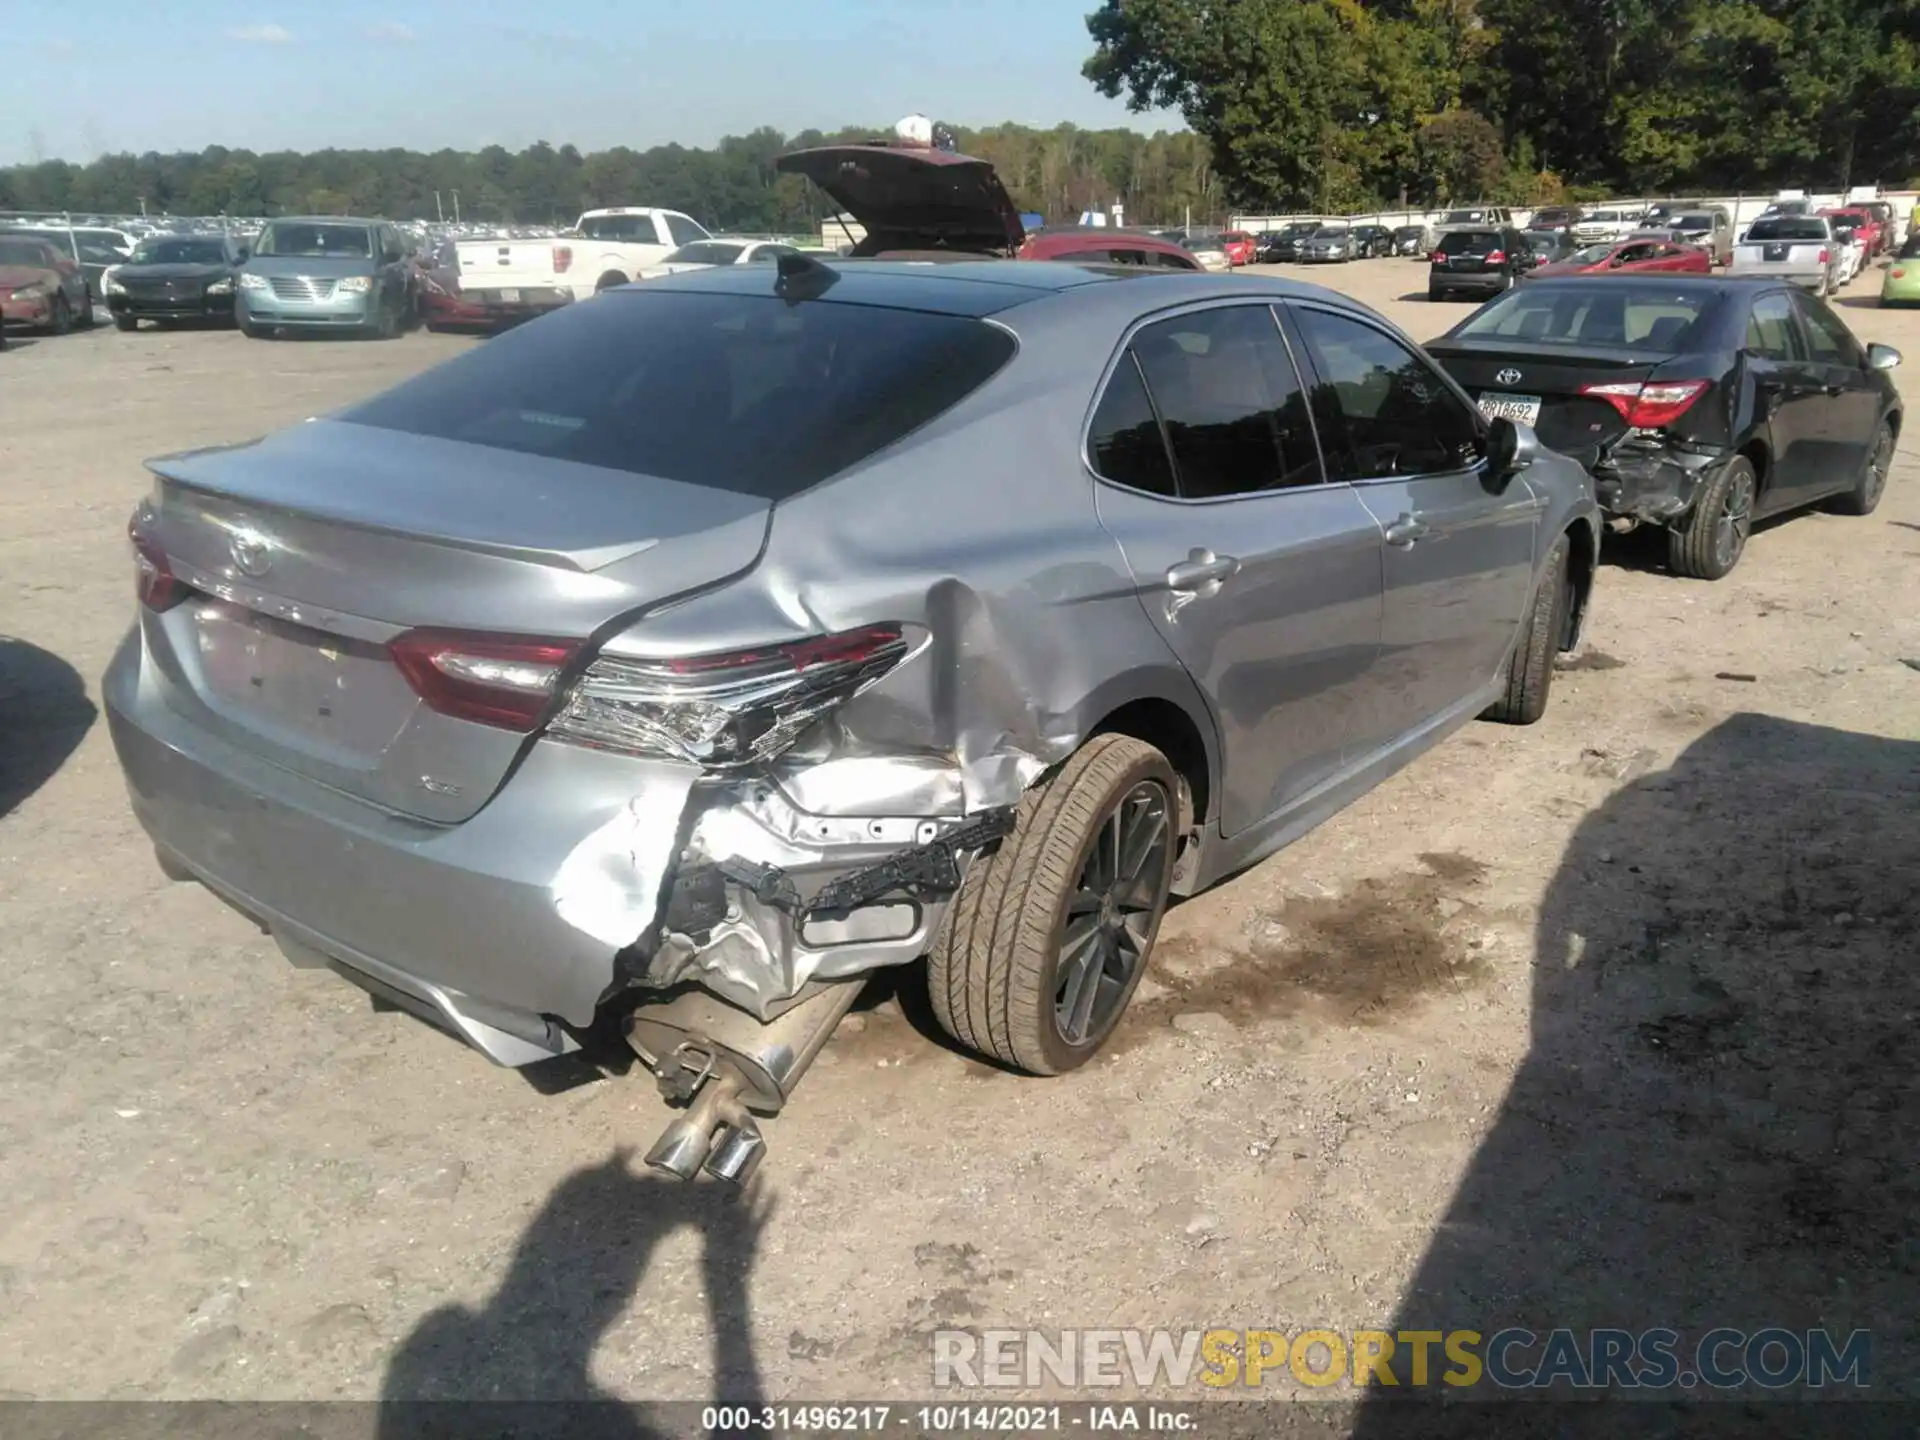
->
1671, 214, 1713, 232
340, 291, 1017, 497
1438, 230, 1500, 254
1453, 284, 1719, 350
663, 241, 745, 266
578, 213, 659, 241
1443, 210, 1491, 223
1746, 219, 1827, 242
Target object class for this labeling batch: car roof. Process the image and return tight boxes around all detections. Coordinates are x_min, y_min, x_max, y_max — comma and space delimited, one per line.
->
264, 215, 380, 227
617, 257, 1383, 320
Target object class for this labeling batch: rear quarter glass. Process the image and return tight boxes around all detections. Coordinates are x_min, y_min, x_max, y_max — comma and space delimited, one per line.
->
339, 290, 1017, 499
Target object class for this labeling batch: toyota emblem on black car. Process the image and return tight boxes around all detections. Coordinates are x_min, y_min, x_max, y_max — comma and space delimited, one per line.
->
1496, 367, 1524, 386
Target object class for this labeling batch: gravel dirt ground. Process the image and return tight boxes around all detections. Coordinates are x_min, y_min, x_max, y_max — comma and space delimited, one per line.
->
2, 263, 1917, 1421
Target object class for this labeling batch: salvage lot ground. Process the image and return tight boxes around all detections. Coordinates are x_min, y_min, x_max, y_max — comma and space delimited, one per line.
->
3, 261, 1919, 1411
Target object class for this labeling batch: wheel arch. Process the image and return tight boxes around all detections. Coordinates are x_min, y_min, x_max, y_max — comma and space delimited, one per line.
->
1561, 515, 1599, 652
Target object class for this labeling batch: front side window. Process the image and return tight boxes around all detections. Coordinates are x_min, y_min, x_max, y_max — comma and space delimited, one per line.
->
1126, 305, 1323, 498
1295, 307, 1481, 480
1792, 293, 1863, 365
1746, 293, 1802, 360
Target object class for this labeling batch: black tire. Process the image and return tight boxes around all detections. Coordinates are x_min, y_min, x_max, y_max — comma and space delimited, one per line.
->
929, 735, 1179, 1076
1428, 288, 1446, 302
240, 321, 271, 339
114, 314, 138, 332
1484, 535, 1571, 726
594, 270, 628, 294
1667, 454, 1757, 580
1831, 419, 1894, 516
47, 295, 71, 335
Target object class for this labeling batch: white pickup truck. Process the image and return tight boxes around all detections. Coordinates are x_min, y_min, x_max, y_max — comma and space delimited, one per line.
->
452, 207, 713, 313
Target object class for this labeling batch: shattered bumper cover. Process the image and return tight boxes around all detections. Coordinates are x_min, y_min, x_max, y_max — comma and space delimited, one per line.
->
104, 628, 1015, 1056
1593, 433, 1725, 523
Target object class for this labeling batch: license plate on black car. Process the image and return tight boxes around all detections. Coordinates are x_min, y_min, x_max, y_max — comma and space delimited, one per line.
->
498, 288, 520, 303
1478, 393, 1542, 426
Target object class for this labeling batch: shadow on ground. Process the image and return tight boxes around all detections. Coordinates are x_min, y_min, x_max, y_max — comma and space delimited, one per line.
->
1351, 713, 1920, 1431
378, 1151, 770, 1439
0, 636, 96, 821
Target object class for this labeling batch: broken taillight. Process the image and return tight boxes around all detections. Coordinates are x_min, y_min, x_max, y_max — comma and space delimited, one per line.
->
389, 630, 584, 730
129, 521, 185, 612
545, 624, 910, 769
552, 245, 573, 274
1579, 378, 1712, 429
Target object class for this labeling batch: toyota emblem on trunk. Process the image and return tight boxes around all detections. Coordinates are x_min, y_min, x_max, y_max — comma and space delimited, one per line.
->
1495, 367, 1524, 386
228, 529, 274, 578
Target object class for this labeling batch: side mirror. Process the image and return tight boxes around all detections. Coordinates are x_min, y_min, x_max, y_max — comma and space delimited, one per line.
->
1485, 416, 1540, 482
1867, 342, 1902, 371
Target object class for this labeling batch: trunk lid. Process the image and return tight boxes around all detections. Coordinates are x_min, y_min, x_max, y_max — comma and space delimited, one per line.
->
137, 420, 770, 823
776, 144, 1024, 255
1425, 339, 1674, 465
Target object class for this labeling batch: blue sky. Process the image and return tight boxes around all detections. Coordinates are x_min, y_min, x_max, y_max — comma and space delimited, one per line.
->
8, 0, 1183, 166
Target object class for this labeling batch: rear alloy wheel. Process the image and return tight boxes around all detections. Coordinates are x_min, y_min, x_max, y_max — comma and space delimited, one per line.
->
1832, 420, 1895, 516
1484, 535, 1571, 725
1668, 455, 1756, 580
929, 735, 1178, 1076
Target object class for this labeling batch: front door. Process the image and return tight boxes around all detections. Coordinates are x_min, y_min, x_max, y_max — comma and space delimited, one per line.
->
1743, 290, 1826, 508
1086, 302, 1384, 837
1790, 290, 1880, 499
1287, 303, 1540, 756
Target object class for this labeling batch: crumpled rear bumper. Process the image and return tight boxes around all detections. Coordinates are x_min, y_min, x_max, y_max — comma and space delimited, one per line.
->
1593, 434, 1725, 523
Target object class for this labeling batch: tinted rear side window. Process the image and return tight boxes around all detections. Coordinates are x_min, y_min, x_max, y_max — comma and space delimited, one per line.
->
341, 291, 1016, 497
1088, 354, 1176, 496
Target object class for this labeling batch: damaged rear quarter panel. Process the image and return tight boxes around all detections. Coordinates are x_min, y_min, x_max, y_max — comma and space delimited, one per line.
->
577, 293, 1221, 1015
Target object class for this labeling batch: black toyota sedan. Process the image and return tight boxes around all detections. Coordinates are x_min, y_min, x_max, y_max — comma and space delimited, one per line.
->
1426, 275, 1902, 579
104, 234, 243, 330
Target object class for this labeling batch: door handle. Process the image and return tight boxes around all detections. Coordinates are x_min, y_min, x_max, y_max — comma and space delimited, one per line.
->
1165, 550, 1240, 592
1383, 513, 1430, 547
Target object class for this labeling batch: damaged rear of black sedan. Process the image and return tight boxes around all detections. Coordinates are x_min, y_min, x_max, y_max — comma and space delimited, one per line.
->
1426, 275, 1903, 579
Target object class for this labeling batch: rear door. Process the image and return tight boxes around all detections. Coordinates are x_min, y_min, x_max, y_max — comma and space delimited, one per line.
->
1289, 303, 1539, 752
1086, 302, 1385, 834
1788, 290, 1879, 498
1742, 289, 1824, 505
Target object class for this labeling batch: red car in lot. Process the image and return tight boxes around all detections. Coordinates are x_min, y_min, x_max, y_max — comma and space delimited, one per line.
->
413, 238, 495, 332
1221, 230, 1257, 266
1525, 237, 1712, 279
0, 233, 92, 334
1016, 227, 1201, 270
1820, 207, 1883, 257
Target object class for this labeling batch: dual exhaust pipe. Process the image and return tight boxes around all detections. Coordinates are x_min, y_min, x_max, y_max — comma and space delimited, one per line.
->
626, 980, 864, 1185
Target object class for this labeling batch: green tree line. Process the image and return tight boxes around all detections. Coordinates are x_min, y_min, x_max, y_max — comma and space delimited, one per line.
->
0, 125, 1226, 230
1086, 0, 1920, 210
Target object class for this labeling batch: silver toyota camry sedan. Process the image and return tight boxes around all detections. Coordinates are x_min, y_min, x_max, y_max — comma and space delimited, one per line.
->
105, 257, 1600, 1182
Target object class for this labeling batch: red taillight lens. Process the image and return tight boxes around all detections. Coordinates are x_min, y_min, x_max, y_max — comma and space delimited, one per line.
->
389, 630, 583, 731
1431, 251, 1447, 264
547, 624, 910, 769
129, 522, 185, 611
1819, 248, 1830, 264
552, 245, 573, 274
1578, 379, 1711, 429
1486, 250, 1506, 264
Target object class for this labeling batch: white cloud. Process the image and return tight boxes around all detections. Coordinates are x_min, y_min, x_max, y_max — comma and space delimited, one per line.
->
225, 23, 296, 43
366, 21, 418, 41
